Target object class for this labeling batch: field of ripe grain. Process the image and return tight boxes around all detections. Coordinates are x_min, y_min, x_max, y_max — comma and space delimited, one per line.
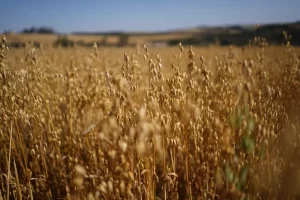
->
4, 32, 196, 47
1, 34, 300, 200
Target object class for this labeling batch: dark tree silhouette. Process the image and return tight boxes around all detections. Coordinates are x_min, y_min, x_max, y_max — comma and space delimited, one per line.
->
22, 26, 55, 34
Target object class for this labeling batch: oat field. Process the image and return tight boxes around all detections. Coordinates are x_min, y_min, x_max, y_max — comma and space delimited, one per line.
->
1, 33, 300, 200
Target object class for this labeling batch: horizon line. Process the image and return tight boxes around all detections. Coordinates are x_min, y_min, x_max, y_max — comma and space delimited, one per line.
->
4, 19, 299, 35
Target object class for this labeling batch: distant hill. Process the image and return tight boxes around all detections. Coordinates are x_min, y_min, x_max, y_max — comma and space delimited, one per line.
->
71, 21, 300, 46
3, 21, 300, 47
165, 21, 300, 46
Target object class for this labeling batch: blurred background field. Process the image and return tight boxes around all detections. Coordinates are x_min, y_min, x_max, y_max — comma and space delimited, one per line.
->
3, 21, 300, 48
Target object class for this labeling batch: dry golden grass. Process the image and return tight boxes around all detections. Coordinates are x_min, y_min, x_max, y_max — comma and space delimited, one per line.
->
5, 32, 196, 47
1, 34, 300, 200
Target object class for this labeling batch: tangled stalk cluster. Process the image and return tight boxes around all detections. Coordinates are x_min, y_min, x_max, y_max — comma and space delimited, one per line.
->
1, 33, 300, 200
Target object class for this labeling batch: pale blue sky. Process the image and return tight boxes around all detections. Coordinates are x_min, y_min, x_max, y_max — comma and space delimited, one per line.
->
1, 0, 299, 33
